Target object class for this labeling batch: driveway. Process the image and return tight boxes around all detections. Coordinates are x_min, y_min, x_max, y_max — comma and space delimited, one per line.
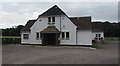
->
2, 41, 118, 64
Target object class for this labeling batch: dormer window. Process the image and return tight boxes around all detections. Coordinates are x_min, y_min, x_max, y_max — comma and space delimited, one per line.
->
48, 17, 55, 24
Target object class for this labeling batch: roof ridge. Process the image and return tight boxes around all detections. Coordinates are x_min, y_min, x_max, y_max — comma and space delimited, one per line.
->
39, 5, 66, 16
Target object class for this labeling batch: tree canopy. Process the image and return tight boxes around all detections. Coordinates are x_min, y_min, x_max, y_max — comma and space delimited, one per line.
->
2, 25, 24, 36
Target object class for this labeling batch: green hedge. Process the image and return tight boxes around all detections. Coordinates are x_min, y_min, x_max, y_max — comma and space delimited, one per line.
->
1, 36, 21, 44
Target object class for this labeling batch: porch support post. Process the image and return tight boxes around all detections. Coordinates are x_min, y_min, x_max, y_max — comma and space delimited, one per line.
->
56, 33, 60, 46
41, 34, 45, 46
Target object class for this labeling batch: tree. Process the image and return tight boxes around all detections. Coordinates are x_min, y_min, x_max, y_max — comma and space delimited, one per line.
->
2, 25, 24, 36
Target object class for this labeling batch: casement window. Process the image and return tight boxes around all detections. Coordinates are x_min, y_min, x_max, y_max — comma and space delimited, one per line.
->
62, 32, 65, 39
52, 17, 55, 23
36, 32, 39, 39
66, 32, 69, 39
61, 32, 69, 40
98, 34, 101, 37
95, 34, 102, 40
48, 17, 55, 24
48, 17, 51, 23
95, 34, 98, 37
96, 34, 101, 37
23, 34, 29, 39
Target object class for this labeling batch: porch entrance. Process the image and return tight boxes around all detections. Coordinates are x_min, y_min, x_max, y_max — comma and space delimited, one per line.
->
41, 33, 59, 46
40, 26, 60, 46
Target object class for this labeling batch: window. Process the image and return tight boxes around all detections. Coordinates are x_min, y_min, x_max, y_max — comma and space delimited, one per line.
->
48, 17, 51, 22
66, 32, 69, 39
36, 32, 39, 39
98, 34, 101, 37
48, 17, 55, 24
23, 34, 29, 39
95, 34, 102, 40
99, 38, 101, 40
52, 17, 55, 23
95, 37, 97, 40
95, 34, 98, 37
62, 32, 65, 39
61, 32, 69, 40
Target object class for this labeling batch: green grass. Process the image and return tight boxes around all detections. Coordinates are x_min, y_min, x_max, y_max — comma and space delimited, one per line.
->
104, 37, 120, 41
0, 36, 21, 38
92, 43, 100, 48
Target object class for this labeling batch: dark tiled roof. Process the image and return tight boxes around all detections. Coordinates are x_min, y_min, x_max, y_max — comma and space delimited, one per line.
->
21, 5, 103, 32
41, 26, 60, 33
92, 22, 104, 32
39, 5, 66, 16
69, 16, 92, 30
21, 20, 36, 32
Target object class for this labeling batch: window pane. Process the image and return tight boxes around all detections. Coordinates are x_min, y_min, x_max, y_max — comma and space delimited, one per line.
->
95, 34, 98, 37
23, 34, 29, 39
95, 37, 97, 40
99, 38, 101, 40
62, 32, 65, 38
52, 17, 55, 22
36, 33, 39, 38
98, 34, 101, 37
48, 17, 51, 22
66, 32, 69, 38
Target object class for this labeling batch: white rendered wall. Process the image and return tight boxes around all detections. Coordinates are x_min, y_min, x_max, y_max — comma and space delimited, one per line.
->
60, 16, 77, 45
21, 32, 30, 44
77, 30, 92, 45
29, 15, 77, 45
92, 32, 104, 40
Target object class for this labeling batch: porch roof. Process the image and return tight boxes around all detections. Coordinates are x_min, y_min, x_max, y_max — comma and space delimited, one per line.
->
41, 26, 60, 33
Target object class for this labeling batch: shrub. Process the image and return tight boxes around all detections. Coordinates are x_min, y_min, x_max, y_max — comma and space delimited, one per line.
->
92, 43, 100, 48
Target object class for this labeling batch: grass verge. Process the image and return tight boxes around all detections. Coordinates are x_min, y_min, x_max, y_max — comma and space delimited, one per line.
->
104, 37, 120, 41
92, 43, 100, 48
0, 36, 21, 38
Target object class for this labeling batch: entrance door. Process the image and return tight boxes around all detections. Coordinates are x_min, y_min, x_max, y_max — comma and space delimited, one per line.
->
47, 34, 56, 45
42, 33, 57, 46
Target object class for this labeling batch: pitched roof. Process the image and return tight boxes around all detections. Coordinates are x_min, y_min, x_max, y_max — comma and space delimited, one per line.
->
21, 5, 103, 32
39, 5, 66, 16
69, 16, 92, 30
92, 22, 104, 32
21, 20, 36, 32
41, 26, 60, 33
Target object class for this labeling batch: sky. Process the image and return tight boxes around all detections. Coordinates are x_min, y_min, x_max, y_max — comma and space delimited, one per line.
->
0, 2, 118, 29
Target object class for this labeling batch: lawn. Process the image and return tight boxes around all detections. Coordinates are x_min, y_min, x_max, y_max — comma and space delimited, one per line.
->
0, 36, 21, 38
104, 37, 120, 41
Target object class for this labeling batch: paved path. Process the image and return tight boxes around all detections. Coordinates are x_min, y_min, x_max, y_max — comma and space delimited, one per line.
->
2, 41, 118, 64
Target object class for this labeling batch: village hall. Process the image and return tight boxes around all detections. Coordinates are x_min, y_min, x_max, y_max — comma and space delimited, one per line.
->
21, 5, 104, 46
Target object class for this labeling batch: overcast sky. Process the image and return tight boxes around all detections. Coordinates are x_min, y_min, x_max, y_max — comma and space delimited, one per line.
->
0, 2, 118, 29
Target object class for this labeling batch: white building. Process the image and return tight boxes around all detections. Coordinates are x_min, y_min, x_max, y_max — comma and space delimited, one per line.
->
21, 5, 104, 46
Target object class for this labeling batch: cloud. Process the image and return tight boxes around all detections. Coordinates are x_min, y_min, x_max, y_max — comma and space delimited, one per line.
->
0, 2, 118, 28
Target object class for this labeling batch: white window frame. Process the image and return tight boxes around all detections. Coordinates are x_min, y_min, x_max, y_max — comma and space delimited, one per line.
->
95, 34, 101, 40
61, 31, 69, 40
23, 34, 29, 40
48, 17, 55, 24
36, 32, 40, 39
